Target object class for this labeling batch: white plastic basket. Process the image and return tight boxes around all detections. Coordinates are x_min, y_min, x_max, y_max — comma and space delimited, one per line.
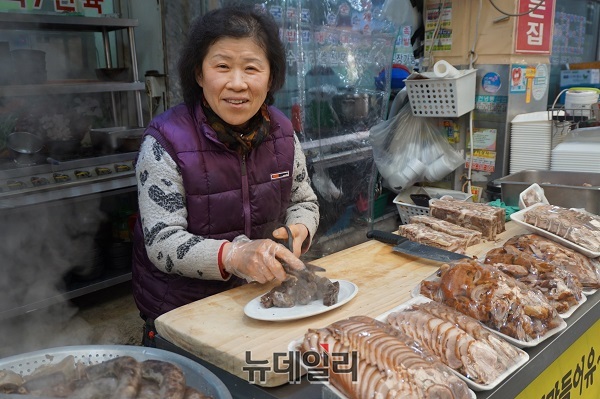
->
393, 194, 429, 225
405, 69, 477, 117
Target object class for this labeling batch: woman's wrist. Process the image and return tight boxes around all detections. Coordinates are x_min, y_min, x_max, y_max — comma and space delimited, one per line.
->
218, 242, 231, 279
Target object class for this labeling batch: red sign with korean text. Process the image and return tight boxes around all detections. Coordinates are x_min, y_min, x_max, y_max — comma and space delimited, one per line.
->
514, 0, 555, 54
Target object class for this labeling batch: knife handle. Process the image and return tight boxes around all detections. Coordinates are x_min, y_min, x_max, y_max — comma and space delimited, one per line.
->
366, 230, 408, 245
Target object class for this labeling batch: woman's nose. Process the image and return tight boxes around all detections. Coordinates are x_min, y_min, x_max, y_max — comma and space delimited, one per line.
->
228, 71, 247, 90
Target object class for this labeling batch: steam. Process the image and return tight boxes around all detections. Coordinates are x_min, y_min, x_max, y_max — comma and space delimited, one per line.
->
0, 197, 124, 357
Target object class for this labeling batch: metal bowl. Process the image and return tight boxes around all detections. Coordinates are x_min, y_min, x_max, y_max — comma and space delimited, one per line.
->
6, 132, 44, 165
0, 345, 232, 399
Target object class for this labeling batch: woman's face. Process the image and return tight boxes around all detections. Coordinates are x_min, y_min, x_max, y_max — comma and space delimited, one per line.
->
196, 37, 271, 127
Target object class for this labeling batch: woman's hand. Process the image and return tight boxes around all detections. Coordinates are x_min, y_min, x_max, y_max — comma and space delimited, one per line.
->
221, 235, 304, 283
272, 224, 309, 257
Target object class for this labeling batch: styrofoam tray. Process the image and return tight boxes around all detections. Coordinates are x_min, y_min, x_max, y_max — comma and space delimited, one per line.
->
375, 296, 529, 391
411, 271, 568, 348
510, 203, 600, 258
288, 336, 477, 398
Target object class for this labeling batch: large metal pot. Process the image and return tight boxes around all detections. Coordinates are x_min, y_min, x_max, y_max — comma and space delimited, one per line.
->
0, 345, 232, 399
6, 131, 44, 165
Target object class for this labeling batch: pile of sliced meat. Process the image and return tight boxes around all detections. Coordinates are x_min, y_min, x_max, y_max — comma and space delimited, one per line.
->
522, 204, 600, 252
484, 246, 583, 314
398, 215, 483, 254
299, 316, 474, 399
506, 234, 600, 291
385, 300, 527, 385
420, 258, 564, 342
0, 356, 211, 399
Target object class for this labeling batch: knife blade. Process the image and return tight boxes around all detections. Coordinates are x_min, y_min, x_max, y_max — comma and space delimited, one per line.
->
366, 229, 470, 262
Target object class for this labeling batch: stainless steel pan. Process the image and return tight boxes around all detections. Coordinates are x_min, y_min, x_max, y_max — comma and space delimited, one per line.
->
0, 345, 232, 399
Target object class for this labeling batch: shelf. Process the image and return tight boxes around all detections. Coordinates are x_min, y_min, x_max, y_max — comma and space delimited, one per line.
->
0, 81, 145, 96
0, 152, 138, 210
0, 13, 138, 32
0, 173, 137, 209
301, 131, 370, 151
306, 146, 372, 169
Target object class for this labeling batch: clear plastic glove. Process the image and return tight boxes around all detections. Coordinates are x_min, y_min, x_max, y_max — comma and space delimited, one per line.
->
222, 235, 305, 283
272, 224, 309, 257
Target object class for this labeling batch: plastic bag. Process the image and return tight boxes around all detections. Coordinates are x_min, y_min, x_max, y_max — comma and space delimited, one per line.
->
370, 97, 464, 193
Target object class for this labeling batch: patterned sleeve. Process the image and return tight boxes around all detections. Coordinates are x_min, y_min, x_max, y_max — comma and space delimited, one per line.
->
135, 136, 229, 281
285, 135, 320, 249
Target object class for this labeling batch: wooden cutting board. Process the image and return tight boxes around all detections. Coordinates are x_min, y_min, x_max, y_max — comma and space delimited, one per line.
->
155, 222, 527, 387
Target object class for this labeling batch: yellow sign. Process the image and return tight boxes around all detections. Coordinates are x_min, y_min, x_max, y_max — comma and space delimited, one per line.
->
516, 319, 600, 399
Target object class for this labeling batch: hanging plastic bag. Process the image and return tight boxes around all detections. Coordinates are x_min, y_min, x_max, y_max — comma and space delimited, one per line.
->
370, 99, 464, 193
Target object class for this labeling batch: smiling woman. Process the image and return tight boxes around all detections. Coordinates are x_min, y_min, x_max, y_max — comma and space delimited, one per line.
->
196, 37, 271, 127
131, 4, 320, 347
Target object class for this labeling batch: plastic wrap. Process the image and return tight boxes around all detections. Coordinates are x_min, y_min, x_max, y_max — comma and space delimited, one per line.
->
240, 1, 402, 256
296, 315, 475, 399
497, 232, 600, 294
382, 297, 529, 389
370, 99, 464, 193
483, 245, 585, 317
418, 259, 565, 343
521, 204, 600, 253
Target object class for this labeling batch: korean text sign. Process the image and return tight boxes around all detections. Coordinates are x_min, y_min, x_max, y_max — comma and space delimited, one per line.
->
515, 0, 556, 54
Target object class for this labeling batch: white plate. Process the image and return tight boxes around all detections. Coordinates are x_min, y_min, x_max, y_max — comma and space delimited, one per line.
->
510, 203, 600, 258
375, 296, 529, 391
244, 279, 358, 322
412, 270, 568, 348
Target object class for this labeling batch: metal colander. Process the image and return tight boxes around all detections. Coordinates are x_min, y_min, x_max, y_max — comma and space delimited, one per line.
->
0, 345, 232, 399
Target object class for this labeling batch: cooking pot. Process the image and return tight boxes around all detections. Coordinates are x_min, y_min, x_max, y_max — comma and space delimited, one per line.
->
6, 131, 44, 165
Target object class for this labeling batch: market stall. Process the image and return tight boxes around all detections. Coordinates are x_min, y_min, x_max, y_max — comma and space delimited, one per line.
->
153, 221, 600, 398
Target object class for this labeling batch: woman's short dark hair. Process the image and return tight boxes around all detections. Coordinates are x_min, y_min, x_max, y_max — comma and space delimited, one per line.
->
178, 4, 286, 107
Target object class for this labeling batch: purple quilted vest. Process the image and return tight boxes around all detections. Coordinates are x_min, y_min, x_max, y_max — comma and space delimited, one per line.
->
132, 103, 295, 319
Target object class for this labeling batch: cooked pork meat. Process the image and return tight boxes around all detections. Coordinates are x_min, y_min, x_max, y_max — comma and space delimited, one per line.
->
1, 357, 213, 399
409, 215, 483, 246
260, 267, 339, 308
522, 205, 600, 252
420, 259, 563, 342
484, 245, 584, 314
299, 316, 473, 399
429, 200, 505, 240
505, 234, 600, 290
398, 223, 468, 253
386, 301, 526, 384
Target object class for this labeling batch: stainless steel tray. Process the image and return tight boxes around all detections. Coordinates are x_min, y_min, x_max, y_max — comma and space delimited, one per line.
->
0, 345, 232, 399
496, 170, 600, 214
89, 126, 145, 154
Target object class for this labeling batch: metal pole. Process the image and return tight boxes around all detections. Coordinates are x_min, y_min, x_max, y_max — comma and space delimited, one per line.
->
128, 26, 144, 127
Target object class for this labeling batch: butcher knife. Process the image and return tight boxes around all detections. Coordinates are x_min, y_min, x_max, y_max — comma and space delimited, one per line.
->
366, 229, 470, 263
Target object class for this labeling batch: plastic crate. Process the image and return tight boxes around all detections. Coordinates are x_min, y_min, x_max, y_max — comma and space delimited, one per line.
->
405, 69, 477, 117
393, 194, 429, 225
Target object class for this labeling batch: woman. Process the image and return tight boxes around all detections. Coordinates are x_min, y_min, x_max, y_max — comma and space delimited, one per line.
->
132, 5, 319, 344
